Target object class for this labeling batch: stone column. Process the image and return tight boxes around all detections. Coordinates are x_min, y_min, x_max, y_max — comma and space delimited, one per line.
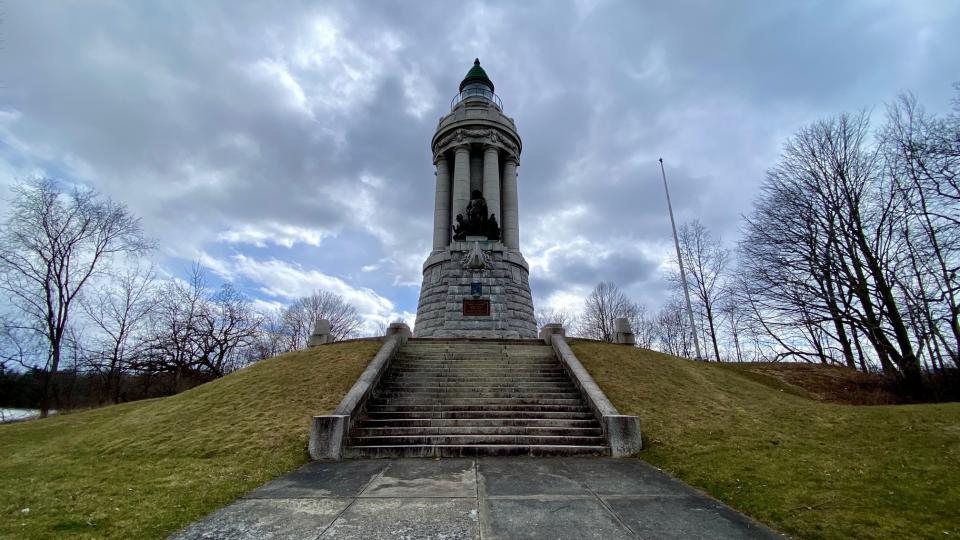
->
451, 146, 471, 234
501, 156, 520, 249
432, 154, 451, 250
482, 145, 501, 226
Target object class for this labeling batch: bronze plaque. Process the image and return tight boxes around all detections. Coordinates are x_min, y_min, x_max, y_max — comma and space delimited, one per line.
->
462, 299, 491, 316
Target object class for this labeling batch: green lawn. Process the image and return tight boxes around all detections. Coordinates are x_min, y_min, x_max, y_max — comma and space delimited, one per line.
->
572, 341, 960, 540
0, 341, 380, 540
3, 339, 956, 539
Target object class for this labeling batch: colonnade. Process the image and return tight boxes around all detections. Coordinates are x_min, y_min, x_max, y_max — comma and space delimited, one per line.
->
432, 144, 519, 250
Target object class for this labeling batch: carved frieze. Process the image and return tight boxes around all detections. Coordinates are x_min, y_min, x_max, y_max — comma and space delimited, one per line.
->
433, 127, 519, 157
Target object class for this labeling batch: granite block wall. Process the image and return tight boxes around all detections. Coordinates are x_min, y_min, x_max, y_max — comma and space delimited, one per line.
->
415, 243, 536, 338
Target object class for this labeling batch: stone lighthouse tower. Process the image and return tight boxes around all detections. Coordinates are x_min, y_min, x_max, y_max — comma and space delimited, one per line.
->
414, 59, 537, 338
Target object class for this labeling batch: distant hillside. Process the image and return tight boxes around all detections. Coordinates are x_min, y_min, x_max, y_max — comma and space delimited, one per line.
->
0, 341, 381, 540
572, 342, 960, 540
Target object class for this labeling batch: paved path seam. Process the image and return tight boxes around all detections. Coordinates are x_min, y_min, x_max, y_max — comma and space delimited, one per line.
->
559, 458, 639, 538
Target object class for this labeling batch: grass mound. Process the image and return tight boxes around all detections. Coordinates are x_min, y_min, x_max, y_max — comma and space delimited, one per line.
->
0, 341, 380, 540
572, 342, 960, 539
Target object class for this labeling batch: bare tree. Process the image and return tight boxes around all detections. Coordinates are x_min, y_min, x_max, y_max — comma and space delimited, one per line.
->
535, 307, 578, 332
0, 178, 150, 416
141, 265, 209, 392
653, 295, 695, 357
882, 93, 960, 368
281, 290, 363, 347
80, 263, 157, 403
140, 265, 261, 386
1, 315, 43, 375
741, 112, 925, 386
248, 307, 289, 361
671, 220, 730, 361
577, 282, 641, 342
195, 283, 262, 376
719, 297, 747, 363
630, 303, 657, 350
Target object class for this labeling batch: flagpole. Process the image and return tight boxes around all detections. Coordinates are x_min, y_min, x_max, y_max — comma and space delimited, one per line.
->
659, 158, 703, 360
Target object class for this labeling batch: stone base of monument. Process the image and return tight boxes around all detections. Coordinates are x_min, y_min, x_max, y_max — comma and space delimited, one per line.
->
414, 240, 537, 339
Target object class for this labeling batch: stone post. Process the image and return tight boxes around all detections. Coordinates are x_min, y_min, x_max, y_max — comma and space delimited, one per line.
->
539, 323, 565, 345
451, 146, 471, 232
613, 318, 636, 346
501, 156, 520, 249
432, 155, 451, 249
307, 319, 332, 347
385, 322, 412, 342
482, 145, 501, 225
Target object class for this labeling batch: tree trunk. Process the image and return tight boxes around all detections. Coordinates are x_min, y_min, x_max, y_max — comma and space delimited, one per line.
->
705, 302, 722, 362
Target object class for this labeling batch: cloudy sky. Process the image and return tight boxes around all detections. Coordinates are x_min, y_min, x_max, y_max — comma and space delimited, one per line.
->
2, 0, 958, 331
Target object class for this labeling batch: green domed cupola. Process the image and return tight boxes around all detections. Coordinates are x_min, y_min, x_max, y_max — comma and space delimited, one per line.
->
459, 58, 494, 93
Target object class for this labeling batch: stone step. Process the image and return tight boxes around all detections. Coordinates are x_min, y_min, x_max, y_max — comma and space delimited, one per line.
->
377, 387, 576, 395
386, 373, 568, 379
397, 346, 553, 350
351, 426, 603, 437
391, 357, 559, 364
374, 390, 581, 399
372, 396, 581, 403
384, 376, 573, 383
365, 404, 589, 413
367, 397, 585, 406
364, 410, 597, 420
346, 434, 606, 446
397, 351, 554, 355
390, 364, 560, 370
390, 360, 563, 370
390, 363, 562, 369
393, 363, 558, 368
394, 352, 556, 358
382, 382, 574, 388
395, 352, 556, 357
340, 339, 610, 458
379, 381, 576, 388
388, 368, 567, 375
397, 343, 554, 354
405, 338, 545, 344
393, 357, 557, 361
397, 351, 553, 356
359, 418, 600, 428
380, 384, 575, 391
402, 341, 550, 346
343, 444, 610, 458
387, 372, 569, 378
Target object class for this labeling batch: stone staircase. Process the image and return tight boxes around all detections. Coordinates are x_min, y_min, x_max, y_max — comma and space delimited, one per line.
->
343, 338, 610, 457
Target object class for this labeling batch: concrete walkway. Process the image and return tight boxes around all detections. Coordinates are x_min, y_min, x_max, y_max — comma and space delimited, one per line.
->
171, 457, 783, 539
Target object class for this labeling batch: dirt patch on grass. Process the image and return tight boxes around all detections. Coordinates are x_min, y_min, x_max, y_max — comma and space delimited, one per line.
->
723, 362, 903, 405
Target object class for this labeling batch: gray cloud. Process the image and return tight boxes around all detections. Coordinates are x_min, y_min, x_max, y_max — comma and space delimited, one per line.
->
2, 0, 958, 322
